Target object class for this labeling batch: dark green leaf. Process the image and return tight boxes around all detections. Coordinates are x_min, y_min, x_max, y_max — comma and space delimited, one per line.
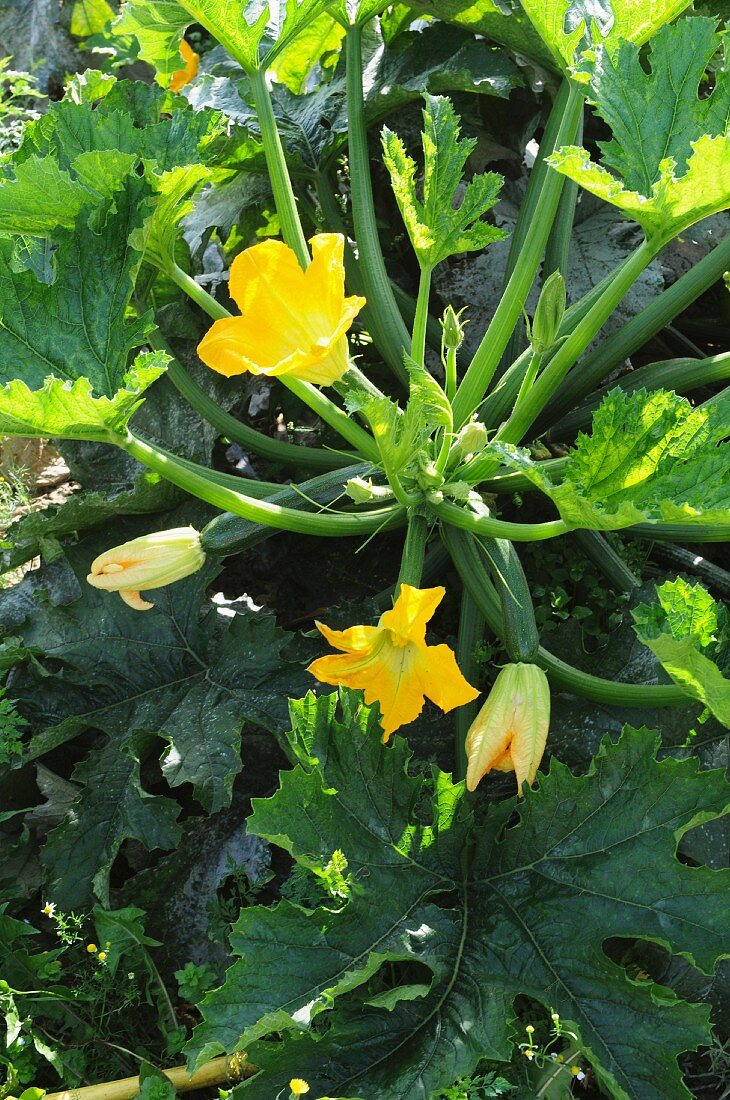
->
189, 694, 728, 1099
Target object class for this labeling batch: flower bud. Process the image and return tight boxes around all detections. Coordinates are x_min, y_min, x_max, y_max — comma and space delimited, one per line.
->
344, 477, 394, 504
465, 662, 550, 794
531, 271, 566, 354
441, 304, 468, 353
454, 420, 488, 459
416, 458, 444, 491
87, 526, 205, 611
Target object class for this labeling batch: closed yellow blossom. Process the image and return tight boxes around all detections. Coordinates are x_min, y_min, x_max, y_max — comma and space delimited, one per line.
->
197, 234, 365, 385
465, 662, 550, 794
169, 40, 199, 93
87, 526, 205, 611
309, 585, 479, 740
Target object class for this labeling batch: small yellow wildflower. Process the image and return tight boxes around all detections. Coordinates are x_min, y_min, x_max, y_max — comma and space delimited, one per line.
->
465, 662, 550, 794
309, 585, 479, 740
87, 943, 98, 954
97, 951, 108, 962
523, 1049, 534, 1060
169, 40, 199, 93
289, 1081, 310, 1097
87, 527, 205, 611
197, 234, 365, 385
42, 901, 56, 917
525, 1024, 535, 1034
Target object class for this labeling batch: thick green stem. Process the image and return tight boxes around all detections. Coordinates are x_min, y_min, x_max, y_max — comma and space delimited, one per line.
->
541, 110, 582, 282
452, 82, 584, 426
345, 22, 412, 379
549, 350, 730, 438
161, 342, 355, 472
454, 590, 485, 782
499, 80, 580, 374
436, 500, 569, 542
497, 237, 658, 446
443, 527, 687, 707
166, 263, 381, 462
396, 510, 430, 591
412, 267, 432, 367
124, 432, 402, 536
250, 67, 309, 269
537, 234, 730, 430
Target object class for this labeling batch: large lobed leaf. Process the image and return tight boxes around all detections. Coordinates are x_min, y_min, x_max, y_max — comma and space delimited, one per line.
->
549, 18, 730, 242
4, 516, 312, 907
632, 579, 730, 728
0, 353, 168, 443
489, 387, 730, 532
382, 94, 506, 271
0, 74, 237, 441
187, 691, 728, 1099
519, 0, 693, 69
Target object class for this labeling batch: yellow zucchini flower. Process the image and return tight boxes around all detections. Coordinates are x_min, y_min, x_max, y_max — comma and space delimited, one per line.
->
87, 527, 205, 611
309, 585, 480, 740
197, 234, 366, 385
465, 662, 550, 794
169, 40, 199, 93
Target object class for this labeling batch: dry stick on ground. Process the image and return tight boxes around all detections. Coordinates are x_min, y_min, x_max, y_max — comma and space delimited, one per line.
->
43, 1053, 257, 1100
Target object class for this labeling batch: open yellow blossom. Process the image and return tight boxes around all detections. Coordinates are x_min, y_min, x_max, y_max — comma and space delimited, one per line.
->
87, 527, 205, 611
169, 40, 199, 93
197, 234, 366, 385
309, 585, 479, 740
465, 662, 550, 794
289, 1082, 310, 1097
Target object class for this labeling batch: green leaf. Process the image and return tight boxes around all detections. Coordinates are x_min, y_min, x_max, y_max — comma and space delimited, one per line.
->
489, 387, 730, 531
549, 18, 730, 242
137, 1062, 178, 1099
188, 697, 728, 1099
41, 731, 183, 910
382, 93, 506, 270
115, 0, 331, 81
632, 579, 730, 727
0, 353, 168, 443
6, 517, 311, 881
0, 179, 153, 396
187, 25, 521, 177
404, 0, 556, 71
70, 0, 116, 35
93, 906, 162, 977
519, 0, 693, 69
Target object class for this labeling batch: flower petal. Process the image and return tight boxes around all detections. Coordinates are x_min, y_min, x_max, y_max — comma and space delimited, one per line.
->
313, 621, 381, 654
379, 585, 446, 645
422, 643, 480, 713
229, 239, 311, 347
119, 589, 155, 611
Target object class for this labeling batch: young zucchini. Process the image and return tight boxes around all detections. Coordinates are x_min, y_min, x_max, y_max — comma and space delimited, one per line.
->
481, 537, 540, 663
